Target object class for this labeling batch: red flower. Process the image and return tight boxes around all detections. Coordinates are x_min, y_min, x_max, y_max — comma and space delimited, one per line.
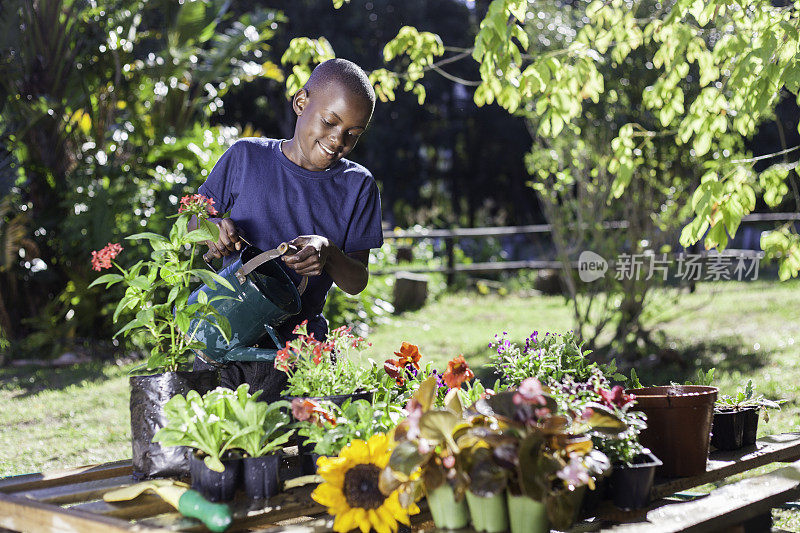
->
292, 320, 309, 336
290, 398, 337, 425
274, 346, 296, 372
394, 342, 421, 370
442, 355, 474, 389
90, 243, 123, 271
178, 194, 218, 216
384, 358, 405, 386
598, 386, 634, 409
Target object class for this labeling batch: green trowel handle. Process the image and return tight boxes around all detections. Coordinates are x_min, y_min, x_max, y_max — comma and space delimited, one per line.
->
177, 489, 232, 532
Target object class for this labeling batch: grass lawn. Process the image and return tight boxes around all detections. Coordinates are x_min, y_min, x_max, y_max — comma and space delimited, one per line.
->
1, 279, 799, 528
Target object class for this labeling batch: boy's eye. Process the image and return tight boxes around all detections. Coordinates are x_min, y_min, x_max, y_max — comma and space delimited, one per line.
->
321, 118, 333, 126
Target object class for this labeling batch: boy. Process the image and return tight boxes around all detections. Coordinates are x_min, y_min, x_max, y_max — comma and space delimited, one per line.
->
194, 58, 383, 401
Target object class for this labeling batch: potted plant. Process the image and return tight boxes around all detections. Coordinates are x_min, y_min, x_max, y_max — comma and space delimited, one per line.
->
221, 384, 295, 500
712, 379, 784, 450
90, 194, 234, 479
625, 380, 718, 478
153, 387, 249, 502
275, 321, 374, 403
487, 330, 626, 388
291, 396, 404, 475
380, 376, 472, 530
469, 378, 625, 532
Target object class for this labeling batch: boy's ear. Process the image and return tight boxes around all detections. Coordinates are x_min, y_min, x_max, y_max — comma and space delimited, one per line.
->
292, 89, 309, 116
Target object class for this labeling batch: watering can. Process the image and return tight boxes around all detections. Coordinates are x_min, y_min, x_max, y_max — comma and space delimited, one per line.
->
186, 240, 307, 366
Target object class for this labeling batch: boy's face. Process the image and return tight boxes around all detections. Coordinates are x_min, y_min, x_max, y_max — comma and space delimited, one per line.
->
291, 81, 372, 171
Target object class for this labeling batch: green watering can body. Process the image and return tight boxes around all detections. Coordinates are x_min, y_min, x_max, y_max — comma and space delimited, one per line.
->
187, 244, 305, 365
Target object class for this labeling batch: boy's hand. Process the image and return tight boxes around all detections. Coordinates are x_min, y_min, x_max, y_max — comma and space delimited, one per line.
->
203, 218, 242, 262
282, 235, 330, 276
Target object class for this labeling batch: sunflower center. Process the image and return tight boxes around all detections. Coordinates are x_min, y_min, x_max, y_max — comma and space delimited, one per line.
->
343, 463, 385, 510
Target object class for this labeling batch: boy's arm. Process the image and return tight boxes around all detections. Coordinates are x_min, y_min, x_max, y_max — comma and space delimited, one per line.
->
282, 235, 369, 295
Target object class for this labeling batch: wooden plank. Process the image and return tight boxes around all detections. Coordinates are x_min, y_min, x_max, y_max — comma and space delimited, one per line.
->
67, 495, 174, 520
0, 460, 132, 494
651, 433, 800, 499
15, 475, 134, 505
608, 460, 800, 532
135, 485, 326, 532
0, 491, 168, 533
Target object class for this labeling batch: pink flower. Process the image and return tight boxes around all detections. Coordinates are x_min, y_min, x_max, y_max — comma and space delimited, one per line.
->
178, 194, 218, 216
404, 398, 423, 441
598, 386, 634, 409
442, 455, 455, 469
513, 377, 547, 406
556, 454, 591, 489
91, 243, 123, 271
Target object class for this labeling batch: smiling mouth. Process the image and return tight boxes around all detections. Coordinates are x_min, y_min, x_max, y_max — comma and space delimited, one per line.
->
318, 142, 338, 157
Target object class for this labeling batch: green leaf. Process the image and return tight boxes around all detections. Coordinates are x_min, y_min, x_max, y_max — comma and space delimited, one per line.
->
88, 273, 123, 288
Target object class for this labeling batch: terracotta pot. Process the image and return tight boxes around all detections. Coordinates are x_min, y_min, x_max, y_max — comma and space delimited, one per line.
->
626, 385, 718, 477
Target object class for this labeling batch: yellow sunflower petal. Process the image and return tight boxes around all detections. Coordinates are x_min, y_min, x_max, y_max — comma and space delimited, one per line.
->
369, 507, 397, 533
342, 439, 370, 464
384, 493, 413, 525
375, 505, 400, 533
317, 456, 348, 476
311, 482, 345, 509
350, 507, 368, 533
333, 509, 359, 533
317, 458, 348, 487
367, 434, 389, 460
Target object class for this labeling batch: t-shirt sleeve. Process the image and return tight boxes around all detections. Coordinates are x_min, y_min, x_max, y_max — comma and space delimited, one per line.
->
343, 179, 384, 253
197, 142, 242, 214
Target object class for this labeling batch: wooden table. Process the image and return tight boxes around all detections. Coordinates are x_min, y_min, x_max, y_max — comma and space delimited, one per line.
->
1, 434, 799, 533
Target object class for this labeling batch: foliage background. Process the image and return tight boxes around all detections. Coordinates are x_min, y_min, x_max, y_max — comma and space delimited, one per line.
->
1, 0, 799, 362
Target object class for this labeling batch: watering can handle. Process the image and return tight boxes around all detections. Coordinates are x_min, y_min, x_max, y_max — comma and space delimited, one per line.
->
239, 242, 309, 296
202, 238, 308, 296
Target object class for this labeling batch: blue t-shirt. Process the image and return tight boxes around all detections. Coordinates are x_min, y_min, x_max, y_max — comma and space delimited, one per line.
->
198, 137, 383, 339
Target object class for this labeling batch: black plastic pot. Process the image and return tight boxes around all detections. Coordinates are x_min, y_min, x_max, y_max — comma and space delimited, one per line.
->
711, 406, 759, 451
609, 451, 662, 510
130, 369, 219, 480
243, 454, 280, 501
741, 407, 760, 446
284, 390, 375, 407
298, 446, 329, 475
190, 453, 242, 502
711, 408, 744, 450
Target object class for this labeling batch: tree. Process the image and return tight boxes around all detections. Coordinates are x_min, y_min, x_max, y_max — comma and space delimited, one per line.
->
0, 0, 281, 347
313, 0, 800, 352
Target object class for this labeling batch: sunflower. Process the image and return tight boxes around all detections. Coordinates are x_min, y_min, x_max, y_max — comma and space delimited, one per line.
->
312, 434, 420, 533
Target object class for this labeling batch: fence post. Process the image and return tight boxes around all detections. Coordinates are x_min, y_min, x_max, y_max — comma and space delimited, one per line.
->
446, 237, 455, 287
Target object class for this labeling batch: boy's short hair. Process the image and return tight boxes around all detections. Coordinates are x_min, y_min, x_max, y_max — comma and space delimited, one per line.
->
305, 58, 376, 113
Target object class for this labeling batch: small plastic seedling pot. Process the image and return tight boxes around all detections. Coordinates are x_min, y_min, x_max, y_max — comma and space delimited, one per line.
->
190, 453, 242, 502
741, 407, 760, 446
711, 408, 745, 450
243, 454, 280, 501
609, 451, 662, 510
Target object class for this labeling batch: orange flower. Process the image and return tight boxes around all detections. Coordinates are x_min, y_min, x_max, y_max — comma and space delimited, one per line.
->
442, 355, 474, 389
291, 398, 337, 426
394, 342, 421, 369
